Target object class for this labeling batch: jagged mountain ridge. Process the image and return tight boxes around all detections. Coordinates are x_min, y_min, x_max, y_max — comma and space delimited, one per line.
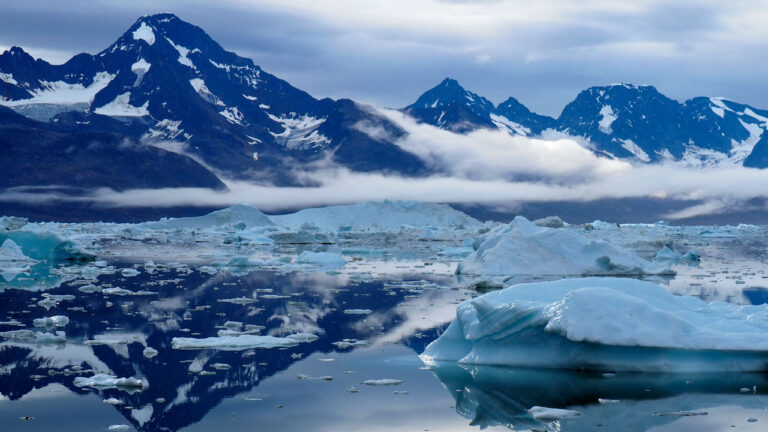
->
2, 12, 768, 196
405, 79, 768, 167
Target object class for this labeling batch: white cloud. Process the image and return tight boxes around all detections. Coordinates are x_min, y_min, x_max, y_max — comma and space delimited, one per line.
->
366, 107, 630, 181
4, 106, 768, 220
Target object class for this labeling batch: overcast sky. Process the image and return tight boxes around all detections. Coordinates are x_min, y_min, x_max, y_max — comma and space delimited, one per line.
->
1, 0, 767, 116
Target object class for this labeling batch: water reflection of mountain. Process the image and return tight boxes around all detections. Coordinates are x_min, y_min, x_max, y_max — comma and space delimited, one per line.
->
430, 362, 768, 431
0, 268, 456, 431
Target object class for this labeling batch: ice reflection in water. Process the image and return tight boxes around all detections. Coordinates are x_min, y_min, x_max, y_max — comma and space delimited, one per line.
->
3, 219, 768, 430
430, 362, 768, 431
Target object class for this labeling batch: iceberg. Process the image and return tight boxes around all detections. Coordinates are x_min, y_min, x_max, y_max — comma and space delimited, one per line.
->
145, 204, 274, 230
271, 200, 481, 231
0, 230, 94, 263
456, 217, 671, 277
295, 251, 348, 270
422, 277, 768, 372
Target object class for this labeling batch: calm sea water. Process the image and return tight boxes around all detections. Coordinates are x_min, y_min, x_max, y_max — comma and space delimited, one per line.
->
2, 262, 768, 431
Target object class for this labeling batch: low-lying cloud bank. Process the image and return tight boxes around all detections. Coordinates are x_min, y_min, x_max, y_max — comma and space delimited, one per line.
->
2, 165, 767, 220
2, 107, 768, 220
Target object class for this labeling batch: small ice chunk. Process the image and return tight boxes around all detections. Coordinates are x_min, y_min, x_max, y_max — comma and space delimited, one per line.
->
73, 374, 145, 390
142, 347, 158, 358
343, 309, 373, 315
32, 316, 69, 328
121, 268, 140, 277
171, 333, 318, 351
528, 406, 581, 421
363, 379, 402, 386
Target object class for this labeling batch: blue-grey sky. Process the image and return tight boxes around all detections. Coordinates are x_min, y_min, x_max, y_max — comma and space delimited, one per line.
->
1, 0, 767, 116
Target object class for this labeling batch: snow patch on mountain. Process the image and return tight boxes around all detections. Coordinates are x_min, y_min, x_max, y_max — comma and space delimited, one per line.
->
165, 37, 199, 69
267, 113, 330, 149
489, 113, 531, 136
94, 92, 149, 117
709, 97, 731, 118
731, 120, 764, 162
0, 72, 114, 107
619, 139, 650, 162
189, 78, 223, 106
598, 105, 617, 134
132, 22, 155, 45
0, 72, 18, 86
219, 107, 244, 125
145, 119, 185, 140
131, 58, 151, 74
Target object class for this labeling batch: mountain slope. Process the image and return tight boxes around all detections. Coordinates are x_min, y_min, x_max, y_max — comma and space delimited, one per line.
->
0, 13, 425, 187
0, 105, 224, 190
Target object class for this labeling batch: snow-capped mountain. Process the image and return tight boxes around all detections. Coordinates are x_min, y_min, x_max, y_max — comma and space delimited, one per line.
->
404, 78, 554, 135
557, 84, 768, 166
0, 13, 426, 188
3, 13, 768, 195
405, 79, 768, 168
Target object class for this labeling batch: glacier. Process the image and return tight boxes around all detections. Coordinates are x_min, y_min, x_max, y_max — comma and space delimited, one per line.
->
421, 277, 768, 372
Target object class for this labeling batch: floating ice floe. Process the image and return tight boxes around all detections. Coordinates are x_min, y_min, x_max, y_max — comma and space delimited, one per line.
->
456, 217, 672, 277
422, 277, 768, 372
73, 373, 146, 390
528, 406, 581, 421
343, 309, 373, 315
32, 315, 69, 328
296, 251, 348, 271
0, 330, 66, 344
363, 379, 403, 386
171, 333, 318, 350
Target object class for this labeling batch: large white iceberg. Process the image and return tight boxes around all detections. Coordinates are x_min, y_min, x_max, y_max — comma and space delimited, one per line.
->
456, 217, 671, 276
271, 200, 481, 231
422, 277, 768, 372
